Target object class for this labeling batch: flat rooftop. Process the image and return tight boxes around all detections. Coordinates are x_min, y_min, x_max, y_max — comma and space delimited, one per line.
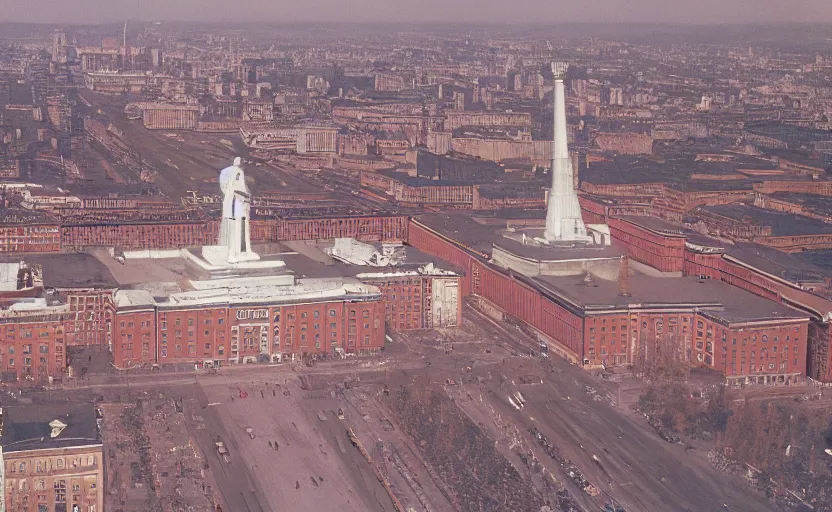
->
535, 270, 807, 324
416, 212, 511, 255
1, 403, 100, 453
701, 204, 832, 236
727, 243, 832, 281
581, 154, 762, 189
0, 253, 118, 288
494, 236, 622, 261
271, 241, 462, 280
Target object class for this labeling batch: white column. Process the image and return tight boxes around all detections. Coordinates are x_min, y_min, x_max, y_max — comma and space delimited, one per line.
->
544, 61, 589, 243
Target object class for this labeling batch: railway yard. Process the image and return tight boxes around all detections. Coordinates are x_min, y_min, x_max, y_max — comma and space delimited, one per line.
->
4, 303, 784, 512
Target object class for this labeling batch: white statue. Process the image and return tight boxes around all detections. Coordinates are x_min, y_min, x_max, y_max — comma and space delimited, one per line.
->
218, 157, 259, 263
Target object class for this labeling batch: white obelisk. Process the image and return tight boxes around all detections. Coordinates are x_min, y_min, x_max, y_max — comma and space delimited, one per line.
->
544, 60, 590, 243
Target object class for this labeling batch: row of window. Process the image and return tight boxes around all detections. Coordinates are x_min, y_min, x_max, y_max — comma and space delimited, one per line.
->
7, 456, 97, 474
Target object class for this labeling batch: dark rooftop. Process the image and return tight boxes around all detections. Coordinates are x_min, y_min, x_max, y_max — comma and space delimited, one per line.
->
535, 270, 806, 324
702, 204, 832, 236
727, 243, 832, 282
1, 403, 100, 453
0, 253, 118, 288
581, 154, 763, 190
417, 212, 504, 255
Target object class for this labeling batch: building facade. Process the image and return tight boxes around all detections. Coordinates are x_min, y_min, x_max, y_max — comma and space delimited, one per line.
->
113, 279, 387, 369
0, 404, 103, 512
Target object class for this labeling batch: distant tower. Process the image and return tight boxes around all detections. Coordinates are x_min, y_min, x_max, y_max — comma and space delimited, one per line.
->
544, 59, 590, 243
51, 31, 65, 63
122, 22, 128, 70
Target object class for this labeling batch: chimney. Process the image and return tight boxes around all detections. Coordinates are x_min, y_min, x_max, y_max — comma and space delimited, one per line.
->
618, 256, 632, 297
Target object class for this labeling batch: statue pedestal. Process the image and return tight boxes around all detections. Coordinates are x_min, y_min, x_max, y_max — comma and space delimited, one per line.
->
202, 245, 260, 265
180, 246, 286, 280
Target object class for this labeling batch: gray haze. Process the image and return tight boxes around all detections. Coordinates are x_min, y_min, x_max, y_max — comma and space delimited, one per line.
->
2, 0, 832, 24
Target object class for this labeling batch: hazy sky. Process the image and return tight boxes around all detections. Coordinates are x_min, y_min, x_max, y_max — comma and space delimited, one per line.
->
2, 0, 831, 24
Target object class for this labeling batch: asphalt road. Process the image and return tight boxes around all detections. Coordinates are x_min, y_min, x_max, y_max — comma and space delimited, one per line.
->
464, 306, 778, 512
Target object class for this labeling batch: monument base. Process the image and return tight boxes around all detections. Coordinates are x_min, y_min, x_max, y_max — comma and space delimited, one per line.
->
492, 227, 620, 278
501, 224, 610, 248
182, 246, 286, 280
202, 245, 262, 265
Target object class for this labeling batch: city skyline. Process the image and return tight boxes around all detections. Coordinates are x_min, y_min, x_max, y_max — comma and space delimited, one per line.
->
2, 0, 832, 24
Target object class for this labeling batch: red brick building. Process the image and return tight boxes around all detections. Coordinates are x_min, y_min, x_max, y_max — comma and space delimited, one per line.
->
0, 212, 61, 253
574, 214, 832, 383
60, 289, 115, 347
61, 220, 217, 251
407, 218, 812, 384
0, 308, 68, 383
357, 272, 462, 330
608, 217, 686, 273
112, 279, 387, 369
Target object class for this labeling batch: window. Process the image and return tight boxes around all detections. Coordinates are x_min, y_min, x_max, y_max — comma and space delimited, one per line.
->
330, 323, 336, 329
313, 310, 320, 319
301, 312, 307, 319
329, 309, 336, 317
54, 480, 66, 503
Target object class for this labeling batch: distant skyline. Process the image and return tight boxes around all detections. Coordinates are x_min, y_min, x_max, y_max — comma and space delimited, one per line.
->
1, 0, 832, 25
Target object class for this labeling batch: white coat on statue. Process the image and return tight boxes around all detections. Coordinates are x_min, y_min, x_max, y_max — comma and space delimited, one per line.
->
218, 157, 259, 263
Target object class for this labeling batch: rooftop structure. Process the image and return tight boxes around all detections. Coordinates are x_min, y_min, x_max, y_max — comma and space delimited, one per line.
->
545, 60, 590, 243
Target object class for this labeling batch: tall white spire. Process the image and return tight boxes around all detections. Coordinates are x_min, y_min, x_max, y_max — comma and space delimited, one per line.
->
544, 60, 590, 243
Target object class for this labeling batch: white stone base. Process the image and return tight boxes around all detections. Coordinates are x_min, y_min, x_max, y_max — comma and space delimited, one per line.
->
179, 246, 286, 276
198, 245, 277, 269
